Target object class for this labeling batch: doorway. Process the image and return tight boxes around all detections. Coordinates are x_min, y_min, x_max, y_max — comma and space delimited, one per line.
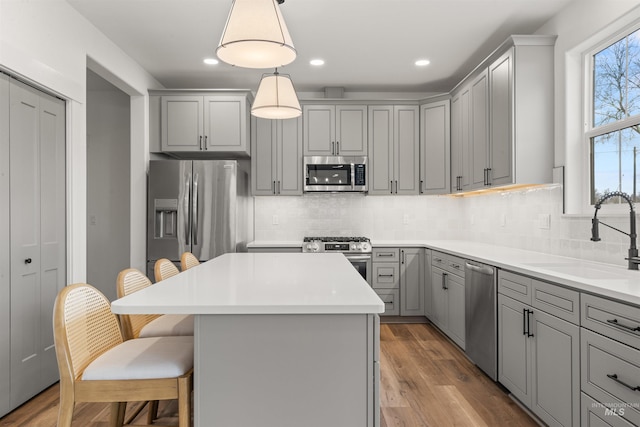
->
86, 69, 131, 301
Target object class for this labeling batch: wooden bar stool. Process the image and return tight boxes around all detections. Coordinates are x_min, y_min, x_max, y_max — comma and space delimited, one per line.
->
180, 251, 200, 271
53, 283, 193, 427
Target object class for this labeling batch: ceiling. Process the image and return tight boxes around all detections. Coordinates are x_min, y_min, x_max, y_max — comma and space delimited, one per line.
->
68, 0, 573, 96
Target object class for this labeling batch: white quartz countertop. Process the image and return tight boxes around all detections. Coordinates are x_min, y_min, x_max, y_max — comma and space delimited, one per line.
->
111, 252, 384, 315
246, 240, 640, 306
373, 240, 640, 306
247, 241, 303, 248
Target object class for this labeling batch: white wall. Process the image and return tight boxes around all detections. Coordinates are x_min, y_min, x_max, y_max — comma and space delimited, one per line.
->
0, 0, 163, 282
86, 71, 131, 301
534, 0, 640, 213
255, 185, 638, 267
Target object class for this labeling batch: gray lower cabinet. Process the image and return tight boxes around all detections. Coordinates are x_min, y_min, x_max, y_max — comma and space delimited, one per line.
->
372, 248, 400, 316
372, 247, 424, 316
368, 105, 420, 195
400, 248, 424, 316
429, 251, 465, 349
498, 270, 580, 427
1, 75, 66, 417
582, 392, 635, 427
251, 116, 303, 196
580, 293, 640, 427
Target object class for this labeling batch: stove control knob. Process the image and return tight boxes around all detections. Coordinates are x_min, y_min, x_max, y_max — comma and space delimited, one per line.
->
306, 242, 319, 252
351, 243, 357, 251
361, 242, 370, 252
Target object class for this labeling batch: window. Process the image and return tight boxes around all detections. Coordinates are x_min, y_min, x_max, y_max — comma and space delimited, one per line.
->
587, 27, 640, 205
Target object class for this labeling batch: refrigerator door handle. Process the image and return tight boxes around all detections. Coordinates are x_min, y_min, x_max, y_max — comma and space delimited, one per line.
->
184, 175, 191, 246
193, 172, 199, 246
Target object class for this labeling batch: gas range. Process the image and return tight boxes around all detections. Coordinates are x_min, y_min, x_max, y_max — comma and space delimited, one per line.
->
302, 236, 372, 253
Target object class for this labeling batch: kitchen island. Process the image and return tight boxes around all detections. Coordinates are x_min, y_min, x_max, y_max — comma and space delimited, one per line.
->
111, 252, 384, 427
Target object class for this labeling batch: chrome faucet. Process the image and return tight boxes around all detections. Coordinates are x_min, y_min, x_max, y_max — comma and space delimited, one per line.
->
590, 191, 639, 270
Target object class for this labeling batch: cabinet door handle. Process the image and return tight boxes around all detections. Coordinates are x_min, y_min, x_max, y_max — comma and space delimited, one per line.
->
332, 141, 335, 155
526, 309, 534, 337
401, 250, 405, 264
390, 181, 393, 194
486, 168, 492, 186
336, 141, 339, 154
24, 258, 32, 264
199, 135, 203, 150
606, 374, 640, 392
420, 180, 424, 194
377, 253, 394, 257
607, 318, 640, 332
273, 181, 276, 195
523, 308, 527, 335
442, 272, 448, 290
277, 181, 281, 195
395, 180, 398, 194
204, 135, 208, 150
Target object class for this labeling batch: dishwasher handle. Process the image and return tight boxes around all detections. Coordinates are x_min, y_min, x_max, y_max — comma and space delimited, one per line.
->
465, 262, 494, 276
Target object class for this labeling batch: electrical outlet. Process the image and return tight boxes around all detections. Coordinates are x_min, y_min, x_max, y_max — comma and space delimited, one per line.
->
272, 215, 279, 225
538, 213, 551, 229
89, 214, 97, 226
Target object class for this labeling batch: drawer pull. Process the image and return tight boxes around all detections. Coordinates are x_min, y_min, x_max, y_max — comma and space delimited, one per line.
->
606, 318, 640, 333
378, 274, 394, 278
607, 374, 640, 392
377, 253, 394, 257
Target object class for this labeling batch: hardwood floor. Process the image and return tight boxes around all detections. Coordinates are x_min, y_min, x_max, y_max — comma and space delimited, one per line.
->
0, 323, 538, 427
379, 323, 538, 427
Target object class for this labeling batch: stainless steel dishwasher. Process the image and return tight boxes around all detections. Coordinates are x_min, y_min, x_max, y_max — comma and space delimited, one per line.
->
464, 261, 497, 380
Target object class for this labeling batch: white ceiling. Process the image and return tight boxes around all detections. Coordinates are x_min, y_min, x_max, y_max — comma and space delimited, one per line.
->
68, 0, 573, 95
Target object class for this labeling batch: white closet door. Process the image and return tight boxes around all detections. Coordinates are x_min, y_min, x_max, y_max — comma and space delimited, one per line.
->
37, 93, 65, 387
9, 80, 41, 407
9, 80, 65, 407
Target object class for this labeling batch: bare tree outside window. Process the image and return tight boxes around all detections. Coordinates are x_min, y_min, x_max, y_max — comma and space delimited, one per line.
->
591, 28, 640, 204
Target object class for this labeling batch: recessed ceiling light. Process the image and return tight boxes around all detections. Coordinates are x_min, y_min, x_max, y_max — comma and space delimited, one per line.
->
415, 59, 430, 66
203, 58, 219, 65
310, 59, 325, 66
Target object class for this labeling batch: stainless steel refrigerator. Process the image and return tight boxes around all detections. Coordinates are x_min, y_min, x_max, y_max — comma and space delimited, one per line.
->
146, 160, 253, 280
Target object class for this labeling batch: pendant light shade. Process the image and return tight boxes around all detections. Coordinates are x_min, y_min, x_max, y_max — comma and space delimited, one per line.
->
251, 70, 301, 119
216, 0, 297, 69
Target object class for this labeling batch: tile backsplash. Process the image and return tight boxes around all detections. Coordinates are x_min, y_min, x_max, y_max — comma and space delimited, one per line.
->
254, 184, 637, 268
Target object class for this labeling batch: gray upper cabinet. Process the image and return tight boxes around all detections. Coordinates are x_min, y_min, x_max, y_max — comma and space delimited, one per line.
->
450, 36, 555, 192
302, 104, 367, 156
158, 92, 250, 156
470, 70, 489, 190
2, 76, 66, 417
251, 116, 303, 196
450, 88, 472, 193
419, 99, 450, 194
368, 105, 419, 195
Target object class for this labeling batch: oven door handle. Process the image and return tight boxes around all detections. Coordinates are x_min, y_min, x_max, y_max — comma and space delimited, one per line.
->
343, 254, 372, 261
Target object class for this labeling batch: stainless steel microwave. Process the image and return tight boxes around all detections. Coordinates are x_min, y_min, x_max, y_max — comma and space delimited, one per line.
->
304, 156, 368, 192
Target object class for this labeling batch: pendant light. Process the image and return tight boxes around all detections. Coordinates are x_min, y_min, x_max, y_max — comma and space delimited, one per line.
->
216, 0, 296, 69
251, 69, 301, 119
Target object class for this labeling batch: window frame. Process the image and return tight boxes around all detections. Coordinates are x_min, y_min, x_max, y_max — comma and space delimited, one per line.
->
583, 22, 640, 210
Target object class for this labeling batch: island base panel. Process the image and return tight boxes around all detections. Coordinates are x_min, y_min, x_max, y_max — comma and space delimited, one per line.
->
194, 313, 379, 427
